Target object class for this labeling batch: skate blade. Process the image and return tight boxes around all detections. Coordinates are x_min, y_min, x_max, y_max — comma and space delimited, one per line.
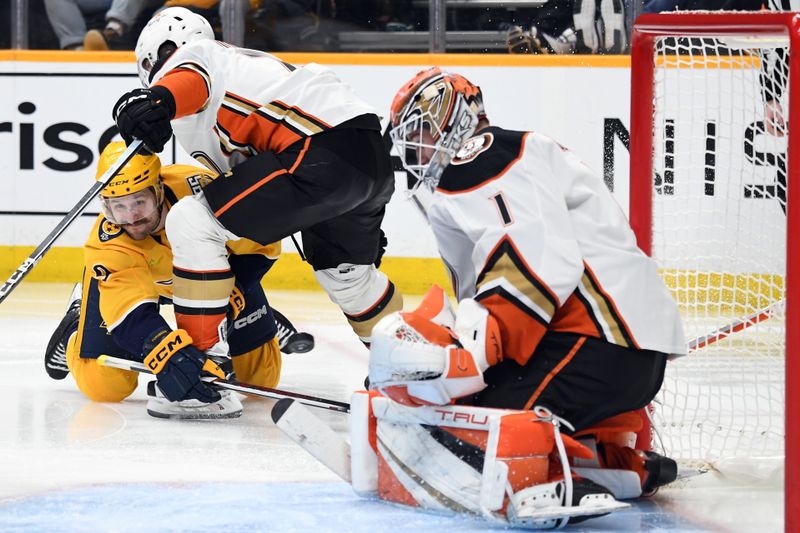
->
147, 408, 243, 420
515, 499, 629, 522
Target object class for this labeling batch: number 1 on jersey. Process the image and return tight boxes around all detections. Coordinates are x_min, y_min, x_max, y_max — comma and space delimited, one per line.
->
491, 192, 514, 226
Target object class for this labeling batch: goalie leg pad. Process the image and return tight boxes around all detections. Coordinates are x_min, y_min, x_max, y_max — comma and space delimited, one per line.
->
363, 396, 625, 527
350, 390, 380, 495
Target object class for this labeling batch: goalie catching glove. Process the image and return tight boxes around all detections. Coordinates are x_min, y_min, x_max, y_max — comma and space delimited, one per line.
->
142, 327, 226, 403
368, 285, 502, 405
113, 86, 176, 153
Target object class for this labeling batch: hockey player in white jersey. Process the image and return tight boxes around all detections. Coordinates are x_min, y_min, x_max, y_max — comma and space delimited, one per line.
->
352, 67, 686, 525
111, 7, 401, 364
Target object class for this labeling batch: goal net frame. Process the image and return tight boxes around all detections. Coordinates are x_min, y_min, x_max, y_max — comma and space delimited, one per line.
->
629, 11, 798, 529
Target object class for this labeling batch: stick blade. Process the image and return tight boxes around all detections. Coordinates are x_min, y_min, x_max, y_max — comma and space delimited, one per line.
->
271, 398, 352, 482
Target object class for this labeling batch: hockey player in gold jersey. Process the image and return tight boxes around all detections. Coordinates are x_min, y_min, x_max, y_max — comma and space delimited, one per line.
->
44, 142, 294, 419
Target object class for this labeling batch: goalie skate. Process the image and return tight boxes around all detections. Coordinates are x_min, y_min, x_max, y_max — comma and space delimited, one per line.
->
145, 381, 243, 420
507, 478, 629, 529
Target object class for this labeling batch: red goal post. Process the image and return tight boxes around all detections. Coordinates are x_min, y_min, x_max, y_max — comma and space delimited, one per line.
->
629, 11, 798, 530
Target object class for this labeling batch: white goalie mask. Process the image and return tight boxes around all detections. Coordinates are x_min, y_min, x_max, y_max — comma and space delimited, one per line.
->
389, 68, 486, 193
135, 7, 214, 87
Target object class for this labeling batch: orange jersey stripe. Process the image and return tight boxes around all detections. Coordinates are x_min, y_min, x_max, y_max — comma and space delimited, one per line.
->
212, 135, 311, 218
289, 137, 312, 173
523, 336, 586, 410
155, 68, 209, 118
217, 104, 302, 154
550, 292, 603, 338
272, 98, 333, 129
478, 292, 548, 366
213, 169, 287, 218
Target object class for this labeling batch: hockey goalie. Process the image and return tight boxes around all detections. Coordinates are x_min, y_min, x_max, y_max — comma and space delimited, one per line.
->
274, 67, 684, 528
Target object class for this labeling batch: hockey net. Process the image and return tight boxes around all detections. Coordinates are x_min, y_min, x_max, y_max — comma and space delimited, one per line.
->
629, 11, 798, 510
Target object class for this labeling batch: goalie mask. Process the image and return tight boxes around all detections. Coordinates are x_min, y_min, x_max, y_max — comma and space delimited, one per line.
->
97, 141, 163, 227
135, 6, 214, 86
390, 68, 486, 192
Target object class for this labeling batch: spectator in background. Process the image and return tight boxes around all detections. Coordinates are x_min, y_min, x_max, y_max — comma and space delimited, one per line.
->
43, 0, 151, 50
506, 0, 628, 54
161, 0, 221, 19
85, 1, 225, 50
245, 0, 331, 51
506, 0, 577, 54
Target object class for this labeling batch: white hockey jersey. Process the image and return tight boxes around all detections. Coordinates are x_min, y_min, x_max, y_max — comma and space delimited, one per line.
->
426, 127, 686, 366
150, 40, 377, 173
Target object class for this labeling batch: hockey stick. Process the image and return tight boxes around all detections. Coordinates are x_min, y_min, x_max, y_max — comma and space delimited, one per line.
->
0, 139, 144, 305
97, 354, 350, 413
272, 398, 352, 482
686, 298, 785, 352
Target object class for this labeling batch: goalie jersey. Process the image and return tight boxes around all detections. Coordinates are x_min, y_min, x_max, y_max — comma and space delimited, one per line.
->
83, 165, 280, 336
150, 39, 378, 174
427, 127, 687, 365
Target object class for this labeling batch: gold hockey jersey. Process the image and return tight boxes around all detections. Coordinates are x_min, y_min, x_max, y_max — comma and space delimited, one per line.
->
84, 164, 280, 331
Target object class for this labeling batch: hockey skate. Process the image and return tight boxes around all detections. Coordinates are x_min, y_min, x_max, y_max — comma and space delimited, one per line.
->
642, 450, 678, 495
507, 477, 628, 529
572, 439, 679, 499
273, 309, 314, 354
43, 283, 82, 380
145, 381, 243, 420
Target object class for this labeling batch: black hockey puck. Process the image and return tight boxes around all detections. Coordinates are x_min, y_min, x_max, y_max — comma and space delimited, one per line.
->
270, 398, 295, 423
282, 332, 315, 354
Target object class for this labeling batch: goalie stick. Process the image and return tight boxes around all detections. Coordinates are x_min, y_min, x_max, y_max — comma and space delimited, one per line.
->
0, 139, 144, 305
96, 354, 350, 413
272, 398, 352, 482
687, 298, 785, 352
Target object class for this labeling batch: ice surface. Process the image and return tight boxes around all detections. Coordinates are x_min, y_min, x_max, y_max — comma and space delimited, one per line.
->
0, 284, 784, 532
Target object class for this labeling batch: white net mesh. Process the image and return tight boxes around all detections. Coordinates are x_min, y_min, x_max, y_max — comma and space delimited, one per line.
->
649, 34, 787, 471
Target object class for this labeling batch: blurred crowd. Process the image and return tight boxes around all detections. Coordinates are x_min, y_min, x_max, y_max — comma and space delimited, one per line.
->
0, 0, 424, 52
0, 0, 748, 55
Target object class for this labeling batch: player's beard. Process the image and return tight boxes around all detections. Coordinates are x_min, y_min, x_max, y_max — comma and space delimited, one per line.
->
122, 207, 163, 240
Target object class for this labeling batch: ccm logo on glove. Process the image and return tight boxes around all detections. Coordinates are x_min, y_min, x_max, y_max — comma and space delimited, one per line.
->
144, 329, 189, 373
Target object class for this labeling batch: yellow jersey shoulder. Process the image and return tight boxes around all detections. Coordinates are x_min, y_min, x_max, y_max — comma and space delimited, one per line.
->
161, 164, 218, 205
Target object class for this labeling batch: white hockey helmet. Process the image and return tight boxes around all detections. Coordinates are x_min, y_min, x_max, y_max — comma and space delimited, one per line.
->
135, 7, 214, 87
389, 67, 486, 192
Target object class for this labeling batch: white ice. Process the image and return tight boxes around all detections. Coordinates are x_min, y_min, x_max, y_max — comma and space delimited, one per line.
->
0, 284, 784, 532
